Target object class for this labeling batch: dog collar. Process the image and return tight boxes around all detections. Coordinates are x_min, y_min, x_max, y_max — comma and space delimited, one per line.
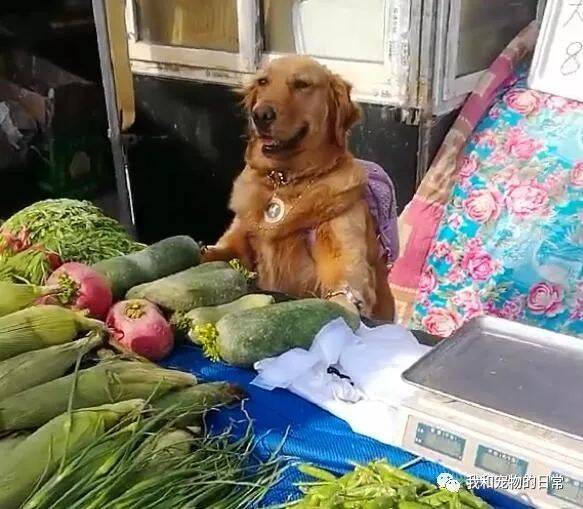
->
266, 169, 289, 188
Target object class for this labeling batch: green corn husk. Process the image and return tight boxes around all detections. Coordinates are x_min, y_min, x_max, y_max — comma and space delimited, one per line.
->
135, 429, 193, 475
0, 305, 104, 361
0, 361, 196, 431
22, 423, 138, 509
0, 332, 103, 400
0, 281, 60, 317
31, 424, 282, 509
23, 399, 286, 509
23, 418, 181, 509
0, 399, 144, 509
0, 432, 29, 456
102, 429, 195, 502
152, 382, 245, 427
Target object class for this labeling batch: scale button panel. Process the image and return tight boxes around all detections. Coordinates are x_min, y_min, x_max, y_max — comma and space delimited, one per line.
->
548, 472, 583, 507
415, 423, 466, 461
474, 445, 528, 477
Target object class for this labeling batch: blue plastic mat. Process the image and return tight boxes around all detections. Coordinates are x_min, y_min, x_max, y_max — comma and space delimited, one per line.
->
163, 344, 530, 508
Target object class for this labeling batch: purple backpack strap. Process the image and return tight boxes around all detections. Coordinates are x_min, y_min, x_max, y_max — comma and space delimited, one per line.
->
304, 160, 399, 264
356, 159, 399, 263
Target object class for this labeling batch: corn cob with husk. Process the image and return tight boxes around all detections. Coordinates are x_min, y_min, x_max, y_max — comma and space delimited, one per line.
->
135, 428, 193, 472
0, 360, 196, 431
106, 429, 194, 500
152, 382, 245, 427
0, 332, 103, 399
23, 418, 193, 509
22, 423, 138, 509
0, 399, 144, 509
0, 281, 61, 317
23, 403, 284, 509
0, 432, 28, 456
0, 305, 104, 361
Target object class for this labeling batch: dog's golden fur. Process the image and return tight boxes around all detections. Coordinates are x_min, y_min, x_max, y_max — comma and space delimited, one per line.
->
204, 56, 394, 320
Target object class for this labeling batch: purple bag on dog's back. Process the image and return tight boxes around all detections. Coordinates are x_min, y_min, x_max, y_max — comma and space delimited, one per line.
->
306, 159, 399, 264
357, 159, 399, 263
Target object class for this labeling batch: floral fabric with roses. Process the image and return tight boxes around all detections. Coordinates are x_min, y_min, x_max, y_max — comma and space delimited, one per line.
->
412, 72, 583, 339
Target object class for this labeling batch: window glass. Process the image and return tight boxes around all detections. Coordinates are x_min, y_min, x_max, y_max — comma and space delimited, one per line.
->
262, 0, 297, 53
456, 0, 537, 77
262, 0, 385, 63
135, 0, 239, 52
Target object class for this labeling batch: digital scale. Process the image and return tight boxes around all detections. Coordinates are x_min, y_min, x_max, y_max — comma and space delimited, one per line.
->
394, 389, 583, 508
395, 316, 583, 509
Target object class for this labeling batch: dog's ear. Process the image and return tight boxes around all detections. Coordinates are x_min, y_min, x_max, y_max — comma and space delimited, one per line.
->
328, 74, 362, 147
238, 79, 258, 114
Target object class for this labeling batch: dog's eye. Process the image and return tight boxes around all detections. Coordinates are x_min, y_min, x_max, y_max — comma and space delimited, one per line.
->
257, 77, 268, 86
294, 79, 311, 90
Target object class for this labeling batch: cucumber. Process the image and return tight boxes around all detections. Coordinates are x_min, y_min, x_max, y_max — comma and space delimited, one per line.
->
93, 236, 201, 299
126, 266, 249, 312
199, 298, 360, 367
179, 294, 275, 344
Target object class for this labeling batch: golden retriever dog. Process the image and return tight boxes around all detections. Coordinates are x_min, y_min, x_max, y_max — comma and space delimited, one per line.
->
203, 56, 394, 320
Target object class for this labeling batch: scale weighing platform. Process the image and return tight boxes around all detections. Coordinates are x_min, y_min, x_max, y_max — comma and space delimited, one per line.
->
396, 316, 583, 509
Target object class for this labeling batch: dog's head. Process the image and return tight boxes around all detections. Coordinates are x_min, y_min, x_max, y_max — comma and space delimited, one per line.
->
242, 56, 361, 168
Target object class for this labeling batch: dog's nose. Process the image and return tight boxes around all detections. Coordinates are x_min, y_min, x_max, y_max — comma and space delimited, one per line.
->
252, 104, 276, 130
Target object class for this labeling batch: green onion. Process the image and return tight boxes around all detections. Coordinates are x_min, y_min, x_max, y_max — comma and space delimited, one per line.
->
24, 405, 285, 509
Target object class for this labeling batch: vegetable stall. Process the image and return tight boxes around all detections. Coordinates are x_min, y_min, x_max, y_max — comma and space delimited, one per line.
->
0, 198, 577, 509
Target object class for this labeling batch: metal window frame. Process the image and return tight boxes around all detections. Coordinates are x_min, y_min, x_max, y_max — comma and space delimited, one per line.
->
93, 0, 137, 234
254, 0, 421, 107
126, 0, 261, 74
442, 0, 485, 102
261, 0, 412, 106
125, 0, 421, 108
433, 0, 545, 116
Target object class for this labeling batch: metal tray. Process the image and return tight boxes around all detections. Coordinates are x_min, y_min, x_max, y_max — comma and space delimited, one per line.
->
402, 316, 583, 438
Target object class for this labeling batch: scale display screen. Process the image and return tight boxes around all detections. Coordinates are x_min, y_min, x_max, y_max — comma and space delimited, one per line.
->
548, 472, 583, 507
474, 446, 528, 477
415, 423, 466, 460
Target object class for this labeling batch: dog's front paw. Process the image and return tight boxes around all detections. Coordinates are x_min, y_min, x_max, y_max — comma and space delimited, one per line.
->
327, 293, 360, 318
200, 245, 226, 263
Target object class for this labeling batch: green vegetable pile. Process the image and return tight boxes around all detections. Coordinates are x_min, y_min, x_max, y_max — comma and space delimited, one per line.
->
284, 461, 490, 509
0, 199, 143, 284
0, 283, 275, 509
18, 407, 284, 509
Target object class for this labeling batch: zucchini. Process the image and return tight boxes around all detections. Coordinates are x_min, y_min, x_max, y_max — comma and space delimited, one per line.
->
177, 294, 275, 344
198, 298, 360, 367
93, 236, 201, 299
126, 266, 249, 312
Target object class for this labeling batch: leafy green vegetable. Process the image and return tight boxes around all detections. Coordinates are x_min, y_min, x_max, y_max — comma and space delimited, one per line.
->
0, 199, 143, 284
284, 460, 491, 509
